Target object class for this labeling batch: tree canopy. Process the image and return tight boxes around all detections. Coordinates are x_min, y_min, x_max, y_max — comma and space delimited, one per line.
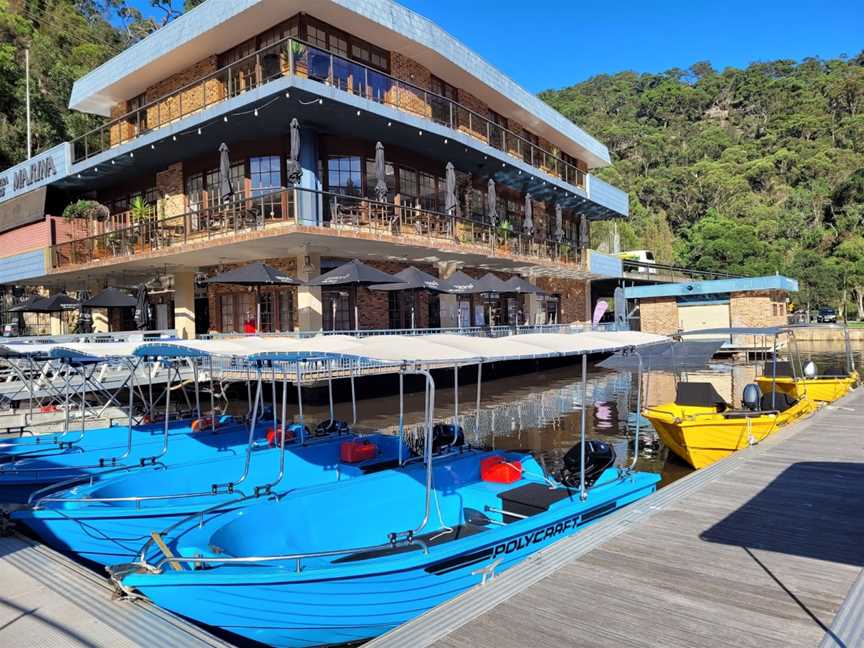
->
541, 54, 864, 316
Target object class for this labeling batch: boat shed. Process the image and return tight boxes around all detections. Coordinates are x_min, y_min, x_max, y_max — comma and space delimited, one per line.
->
624, 275, 798, 336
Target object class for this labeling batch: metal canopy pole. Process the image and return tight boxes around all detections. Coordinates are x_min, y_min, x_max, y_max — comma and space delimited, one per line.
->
453, 365, 459, 424
579, 353, 588, 501
350, 360, 357, 425
296, 362, 305, 445
628, 349, 643, 471
327, 362, 335, 422
398, 370, 405, 466
475, 363, 483, 438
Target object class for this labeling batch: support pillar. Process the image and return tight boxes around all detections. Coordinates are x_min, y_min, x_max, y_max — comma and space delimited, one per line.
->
92, 308, 109, 333
49, 313, 63, 336
296, 128, 322, 226
437, 261, 460, 328
173, 271, 196, 339
296, 251, 322, 331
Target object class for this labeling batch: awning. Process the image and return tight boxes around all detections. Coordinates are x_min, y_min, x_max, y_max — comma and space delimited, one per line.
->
0, 186, 47, 235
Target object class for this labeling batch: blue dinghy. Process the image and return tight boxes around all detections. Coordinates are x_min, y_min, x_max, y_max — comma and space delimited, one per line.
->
13, 430, 406, 564
118, 447, 659, 647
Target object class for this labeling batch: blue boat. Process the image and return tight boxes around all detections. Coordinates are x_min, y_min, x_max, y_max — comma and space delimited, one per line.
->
118, 448, 658, 647
116, 361, 660, 647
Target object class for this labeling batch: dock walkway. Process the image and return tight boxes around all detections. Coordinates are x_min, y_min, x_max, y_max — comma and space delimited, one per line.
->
0, 532, 232, 647
370, 388, 864, 648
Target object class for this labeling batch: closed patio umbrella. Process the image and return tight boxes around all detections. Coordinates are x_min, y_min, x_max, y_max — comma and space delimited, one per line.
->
307, 259, 400, 330
205, 261, 302, 333
374, 141, 388, 202
523, 193, 534, 237
218, 142, 233, 204
134, 284, 149, 330
486, 179, 497, 228
444, 163, 457, 215
369, 266, 447, 329
579, 215, 589, 249
554, 203, 564, 243
286, 118, 302, 185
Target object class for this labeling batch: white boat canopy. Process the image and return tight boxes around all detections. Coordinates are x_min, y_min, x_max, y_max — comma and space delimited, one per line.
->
0, 331, 668, 366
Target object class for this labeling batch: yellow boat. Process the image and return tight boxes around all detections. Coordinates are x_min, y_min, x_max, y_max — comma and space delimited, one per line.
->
756, 368, 858, 403
644, 382, 814, 470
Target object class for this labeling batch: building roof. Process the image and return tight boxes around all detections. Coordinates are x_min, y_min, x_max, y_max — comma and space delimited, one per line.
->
68, 0, 611, 168
623, 275, 799, 300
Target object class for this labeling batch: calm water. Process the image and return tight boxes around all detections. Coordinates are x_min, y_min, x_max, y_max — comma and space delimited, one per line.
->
231, 342, 862, 490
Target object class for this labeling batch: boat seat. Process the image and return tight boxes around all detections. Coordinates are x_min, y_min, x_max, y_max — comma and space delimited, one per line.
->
723, 411, 772, 419
359, 458, 402, 474
819, 366, 849, 377
498, 483, 575, 523
760, 391, 796, 412
674, 383, 729, 412
762, 361, 793, 378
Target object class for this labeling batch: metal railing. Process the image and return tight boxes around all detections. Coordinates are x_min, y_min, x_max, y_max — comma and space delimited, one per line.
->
51, 186, 582, 270
70, 37, 587, 190
622, 260, 743, 282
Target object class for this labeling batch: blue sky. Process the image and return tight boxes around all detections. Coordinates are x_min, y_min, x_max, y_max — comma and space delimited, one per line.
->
132, 0, 863, 92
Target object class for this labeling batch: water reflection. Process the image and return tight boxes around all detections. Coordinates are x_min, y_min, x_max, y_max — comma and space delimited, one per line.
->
232, 342, 861, 491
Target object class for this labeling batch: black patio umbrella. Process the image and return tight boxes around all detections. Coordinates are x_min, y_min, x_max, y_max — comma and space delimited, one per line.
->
83, 287, 137, 309
134, 284, 149, 330
286, 118, 302, 185
369, 266, 448, 329
218, 142, 234, 204
444, 163, 458, 216
440, 270, 483, 328
205, 261, 303, 332
523, 193, 534, 237
8, 295, 43, 312
307, 259, 400, 331
486, 179, 498, 228
474, 273, 511, 327
503, 276, 544, 325
29, 294, 80, 312
554, 203, 564, 243
374, 141, 388, 202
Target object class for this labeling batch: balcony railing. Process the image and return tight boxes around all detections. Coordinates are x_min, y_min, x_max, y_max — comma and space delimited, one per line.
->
50, 187, 581, 271
71, 37, 587, 190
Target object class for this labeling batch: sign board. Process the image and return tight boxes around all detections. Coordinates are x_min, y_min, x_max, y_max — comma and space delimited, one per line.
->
0, 143, 71, 205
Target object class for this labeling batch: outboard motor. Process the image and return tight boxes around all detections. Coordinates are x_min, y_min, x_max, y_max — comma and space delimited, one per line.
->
431, 424, 465, 453
315, 419, 350, 436
557, 440, 616, 489
803, 361, 818, 378
742, 384, 762, 411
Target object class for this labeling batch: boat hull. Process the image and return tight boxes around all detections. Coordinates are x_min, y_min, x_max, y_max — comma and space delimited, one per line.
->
121, 469, 659, 647
645, 398, 813, 469
755, 374, 857, 403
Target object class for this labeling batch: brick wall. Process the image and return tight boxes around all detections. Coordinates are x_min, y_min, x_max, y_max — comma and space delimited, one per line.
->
639, 297, 679, 335
390, 52, 432, 118
457, 89, 491, 141
535, 277, 588, 323
155, 162, 185, 218
729, 290, 787, 328
144, 56, 222, 129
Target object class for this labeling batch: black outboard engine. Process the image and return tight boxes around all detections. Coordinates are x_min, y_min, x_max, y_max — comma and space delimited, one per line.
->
315, 419, 350, 436
431, 424, 465, 453
742, 384, 762, 411
557, 440, 617, 489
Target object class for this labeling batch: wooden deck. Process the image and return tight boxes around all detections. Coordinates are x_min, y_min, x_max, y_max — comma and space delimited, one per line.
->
0, 532, 233, 648
369, 388, 864, 648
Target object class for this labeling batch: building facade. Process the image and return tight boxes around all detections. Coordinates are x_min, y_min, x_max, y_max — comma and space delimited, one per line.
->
0, 0, 630, 338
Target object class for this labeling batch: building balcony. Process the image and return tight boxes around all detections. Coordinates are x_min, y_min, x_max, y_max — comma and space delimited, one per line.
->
48, 187, 585, 278
71, 37, 588, 192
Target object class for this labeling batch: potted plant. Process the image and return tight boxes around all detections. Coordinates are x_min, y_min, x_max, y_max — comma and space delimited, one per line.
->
62, 200, 109, 238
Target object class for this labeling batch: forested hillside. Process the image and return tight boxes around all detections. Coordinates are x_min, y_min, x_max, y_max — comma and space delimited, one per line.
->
542, 56, 864, 315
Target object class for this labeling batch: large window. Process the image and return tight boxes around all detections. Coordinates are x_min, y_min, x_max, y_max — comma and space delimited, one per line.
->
430, 76, 456, 126
418, 172, 439, 211
322, 288, 353, 331
186, 173, 205, 212
364, 159, 395, 201
327, 156, 362, 196
220, 294, 236, 332
250, 156, 281, 196
399, 168, 419, 205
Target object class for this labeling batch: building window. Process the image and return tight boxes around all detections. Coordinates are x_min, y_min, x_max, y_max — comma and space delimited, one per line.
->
489, 110, 507, 150
127, 93, 147, 135
523, 130, 539, 164
322, 288, 353, 330
250, 156, 281, 196
278, 291, 294, 331
220, 294, 236, 332
419, 172, 439, 211
186, 173, 205, 212
328, 156, 362, 196
399, 168, 419, 204
430, 76, 456, 125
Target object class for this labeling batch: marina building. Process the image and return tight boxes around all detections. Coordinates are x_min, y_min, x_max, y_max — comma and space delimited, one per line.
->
0, 0, 631, 338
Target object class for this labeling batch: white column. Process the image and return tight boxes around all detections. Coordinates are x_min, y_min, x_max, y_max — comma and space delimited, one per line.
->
296, 251, 322, 331
174, 272, 196, 339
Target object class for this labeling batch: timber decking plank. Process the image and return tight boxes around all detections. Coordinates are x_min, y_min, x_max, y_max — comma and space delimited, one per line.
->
368, 387, 864, 648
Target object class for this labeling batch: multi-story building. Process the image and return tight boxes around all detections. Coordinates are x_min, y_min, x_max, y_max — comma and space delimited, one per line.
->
0, 0, 629, 338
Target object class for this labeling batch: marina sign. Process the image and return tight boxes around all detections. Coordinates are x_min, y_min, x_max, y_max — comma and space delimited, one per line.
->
0, 143, 71, 204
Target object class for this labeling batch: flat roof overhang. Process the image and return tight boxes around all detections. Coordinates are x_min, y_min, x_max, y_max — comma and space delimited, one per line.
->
58, 77, 627, 219
69, 0, 610, 168
37, 226, 604, 288
624, 275, 799, 300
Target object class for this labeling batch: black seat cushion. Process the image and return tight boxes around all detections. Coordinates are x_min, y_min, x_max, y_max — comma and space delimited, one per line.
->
760, 391, 796, 412
675, 382, 728, 411
762, 361, 793, 378
498, 483, 575, 522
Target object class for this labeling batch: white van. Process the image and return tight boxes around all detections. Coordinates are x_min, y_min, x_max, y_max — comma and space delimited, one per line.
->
617, 250, 657, 273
